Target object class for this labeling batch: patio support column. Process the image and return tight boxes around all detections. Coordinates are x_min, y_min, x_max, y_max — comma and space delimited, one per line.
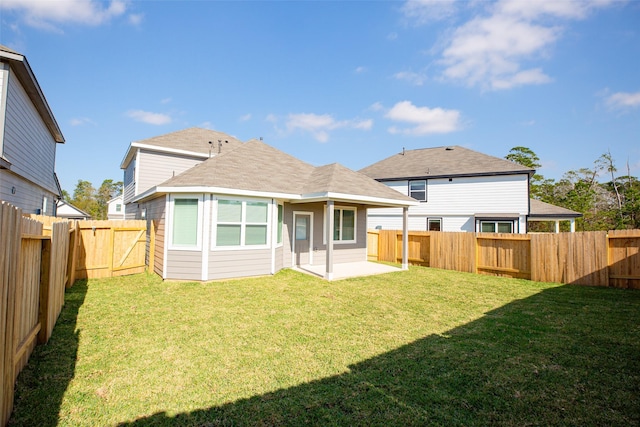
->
570, 218, 576, 233
402, 206, 409, 270
555, 220, 560, 233
326, 200, 334, 280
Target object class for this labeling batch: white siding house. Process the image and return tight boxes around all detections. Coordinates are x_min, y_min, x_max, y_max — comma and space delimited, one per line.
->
0, 45, 64, 214
107, 195, 125, 220
361, 146, 533, 234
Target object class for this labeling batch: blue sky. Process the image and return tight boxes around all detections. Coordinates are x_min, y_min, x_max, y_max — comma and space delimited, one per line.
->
1, 0, 639, 194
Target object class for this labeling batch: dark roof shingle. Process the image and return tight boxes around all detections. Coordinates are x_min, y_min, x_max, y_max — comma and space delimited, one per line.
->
359, 146, 533, 180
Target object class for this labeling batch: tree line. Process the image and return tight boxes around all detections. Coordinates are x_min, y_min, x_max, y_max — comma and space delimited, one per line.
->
62, 179, 122, 220
506, 147, 639, 231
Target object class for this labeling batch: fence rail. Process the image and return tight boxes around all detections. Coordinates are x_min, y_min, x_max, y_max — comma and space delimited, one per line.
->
2, 206, 147, 425
368, 229, 640, 289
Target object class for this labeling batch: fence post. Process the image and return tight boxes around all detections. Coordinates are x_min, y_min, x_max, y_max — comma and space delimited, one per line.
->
0, 203, 21, 426
37, 238, 52, 345
148, 220, 156, 274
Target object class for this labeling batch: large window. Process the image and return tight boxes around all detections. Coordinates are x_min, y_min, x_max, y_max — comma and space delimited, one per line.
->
480, 221, 513, 233
409, 180, 427, 201
215, 199, 269, 247
325, 207, 356, 243
172, 198, 199, 247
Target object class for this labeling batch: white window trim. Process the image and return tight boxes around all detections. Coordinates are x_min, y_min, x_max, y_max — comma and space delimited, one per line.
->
211, 196, 272, 251
427, 217, 442, 231
168, 193, 204, 251
409, 179, 427, 202
323, 205, 357, 245
478, 220, 515, 233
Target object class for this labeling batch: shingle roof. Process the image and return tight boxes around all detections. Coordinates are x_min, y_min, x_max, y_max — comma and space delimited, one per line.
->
529, 199, 582, 218
359, 146, 533, 180
134, 127, 244, 155
155, 140, 416, 206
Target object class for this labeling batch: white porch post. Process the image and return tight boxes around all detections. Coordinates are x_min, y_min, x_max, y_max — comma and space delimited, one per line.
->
402, 206, 409, 270
326, 200, 334, 280
555, 220, 560, 233
570, 218, 576, 233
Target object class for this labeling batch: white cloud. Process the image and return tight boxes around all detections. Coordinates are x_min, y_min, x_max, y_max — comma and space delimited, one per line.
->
369, 102, 384, 112
127, 110, 172, 125
70, 117, 96, 126
408, 0, 618, 90
0, 0, 127, 30
128, 13, 143, 26
199, 121, 213, 129
354, 66, 367, 74
387, 32, 398, 41
285, 113, 373, 142
394, 71, 428, 86
160, 97, 172, 105
239, 113, 252, 122
385, 100, 462, 135
401, 0, 458, 24
606, 91, 640, 109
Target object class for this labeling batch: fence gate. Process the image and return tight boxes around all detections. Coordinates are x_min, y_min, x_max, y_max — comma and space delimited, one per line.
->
75, 221, 147, 279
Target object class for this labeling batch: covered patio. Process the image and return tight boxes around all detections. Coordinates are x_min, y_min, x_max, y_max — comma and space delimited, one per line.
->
293, 261, 402, 281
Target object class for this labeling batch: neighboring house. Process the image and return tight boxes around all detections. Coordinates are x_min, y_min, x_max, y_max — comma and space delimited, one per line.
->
56, 199, 91, 220
107, 194, 125, 220
120, 127, 244, 219
123, 131, 416, 281
360, 145, 578, 234
0, 45, 64, 215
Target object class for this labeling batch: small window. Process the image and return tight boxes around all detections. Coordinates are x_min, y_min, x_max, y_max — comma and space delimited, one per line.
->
172, 198, 199, 247
409, 180, 426, 201
277, 204, 283, 244
325, 207, 357, 243
428, 218, 441, 231
42, 196, 48, 214
115, 204, 122, 212
480, 221, 514, 233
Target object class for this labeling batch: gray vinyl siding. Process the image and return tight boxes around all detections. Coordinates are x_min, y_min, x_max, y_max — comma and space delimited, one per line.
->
310, 204, 367, 265
208, 249, 272, 280
123, 159, 136, 204
0, 169, 56, 214
2, 70, 58, 195
282, 203, 294, 268
283, 202, 367, 267
165, 250, 202, 281
140, 196, 166, 277
137, 149, 205, 195
274, 246, 284, 272
0, 64, 7, 153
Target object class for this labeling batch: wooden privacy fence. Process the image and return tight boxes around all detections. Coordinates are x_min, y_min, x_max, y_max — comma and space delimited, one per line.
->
368, 229, 640, 289
28, 216, 147, 280
1, 211, 147, 425
1, 202, 70, 425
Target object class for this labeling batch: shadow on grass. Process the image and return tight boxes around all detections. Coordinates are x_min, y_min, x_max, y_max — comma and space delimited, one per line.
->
117, 284, 640, 426
9, 280, 88, 427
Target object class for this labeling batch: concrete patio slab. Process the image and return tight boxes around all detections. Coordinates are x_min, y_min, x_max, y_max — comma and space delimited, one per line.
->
293, 261, 403, 281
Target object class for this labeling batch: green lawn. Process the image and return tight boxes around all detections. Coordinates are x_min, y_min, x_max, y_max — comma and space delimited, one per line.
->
9, 267, 640, 426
